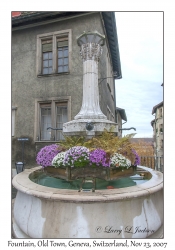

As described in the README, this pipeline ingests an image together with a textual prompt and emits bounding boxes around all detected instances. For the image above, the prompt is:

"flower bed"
[36,132,140,181]
[37,147,136,181]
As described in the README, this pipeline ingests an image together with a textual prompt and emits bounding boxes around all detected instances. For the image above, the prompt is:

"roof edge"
[101,12,122,79]
[152,101,163,114]
[116,107,127,121]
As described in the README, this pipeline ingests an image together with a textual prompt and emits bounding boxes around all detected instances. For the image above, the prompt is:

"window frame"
[159,107,163,118]
[57,36,69,73]
[34,96,71,142]
[55,102,69,141]
[36,29,72,77]
[42,39,53,75]
[40,102,52,141]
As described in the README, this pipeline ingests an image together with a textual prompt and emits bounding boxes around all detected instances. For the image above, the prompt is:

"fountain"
[63,31,118,137]
[12,31,163,239]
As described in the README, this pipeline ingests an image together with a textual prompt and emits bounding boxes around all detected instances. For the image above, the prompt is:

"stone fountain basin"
[12,166,163,239]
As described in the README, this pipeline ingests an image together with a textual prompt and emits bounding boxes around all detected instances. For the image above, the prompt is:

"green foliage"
[84,129,135,163]
[58,129,136,164]
[58,135,86,150]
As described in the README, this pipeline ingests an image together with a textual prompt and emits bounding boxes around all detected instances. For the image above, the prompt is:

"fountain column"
[63,31,118,137]
[74,32,106,120]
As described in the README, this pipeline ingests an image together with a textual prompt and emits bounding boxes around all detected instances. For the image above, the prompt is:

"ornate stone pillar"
[74,32,106,120]
[63,31,118,137]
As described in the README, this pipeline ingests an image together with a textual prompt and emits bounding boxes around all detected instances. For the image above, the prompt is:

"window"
[159,124,163,133]
[56,103,68,140]
[37,29,72,76]
[42,40,53,74]
[40,104,52,140]
[35,97,71,141]
[159,108,163,118]
[57,38,69,73]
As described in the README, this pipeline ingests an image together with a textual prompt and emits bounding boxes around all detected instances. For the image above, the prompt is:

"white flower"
[52,151,66,168]
[110,153,131,168]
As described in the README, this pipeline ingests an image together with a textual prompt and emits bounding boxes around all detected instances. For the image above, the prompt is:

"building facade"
[12,12,122,167]
[151,101,163,170]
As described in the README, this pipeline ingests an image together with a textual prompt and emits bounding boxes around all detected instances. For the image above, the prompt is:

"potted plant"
[36,130,137,181]
[53,146,111,180]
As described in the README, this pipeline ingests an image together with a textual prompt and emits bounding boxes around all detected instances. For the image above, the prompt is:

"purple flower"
[36,144,61,167]
[64,146,90,168]
[89,149,110,167]
[132,149,141,166]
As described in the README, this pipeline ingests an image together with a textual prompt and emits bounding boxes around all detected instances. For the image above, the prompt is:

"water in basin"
[29,170,149,190]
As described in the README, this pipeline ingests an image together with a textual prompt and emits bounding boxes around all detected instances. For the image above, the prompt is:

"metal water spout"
[119,127,136,131]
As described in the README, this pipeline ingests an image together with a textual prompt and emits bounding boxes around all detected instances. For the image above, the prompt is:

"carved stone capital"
[80,43,103,62]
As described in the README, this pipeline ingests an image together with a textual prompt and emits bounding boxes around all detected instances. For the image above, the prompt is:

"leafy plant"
[59,135,86,150]
[35,129,137,168]
[84,129,136,164]
[57,129,136,164]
